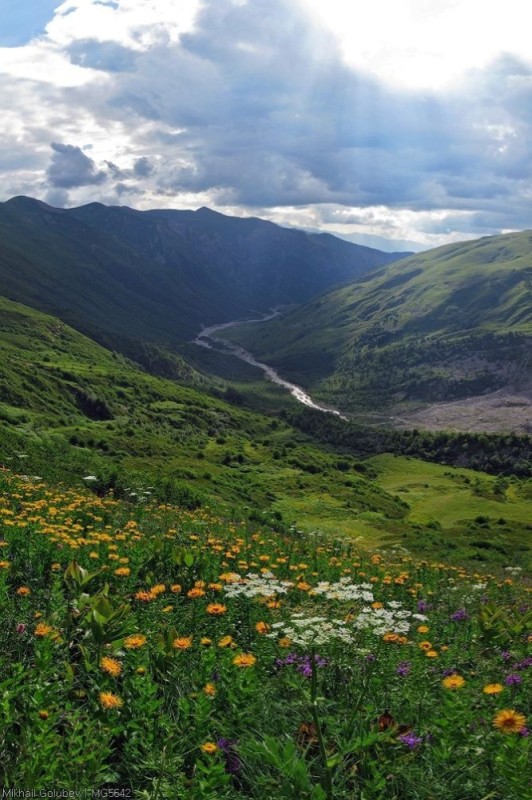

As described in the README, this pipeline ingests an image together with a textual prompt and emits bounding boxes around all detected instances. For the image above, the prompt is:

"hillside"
[224,230,532,430]
[0,292,530,565]
[0,197,406,370]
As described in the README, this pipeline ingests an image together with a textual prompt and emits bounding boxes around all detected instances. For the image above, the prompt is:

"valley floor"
[392,384,532,435]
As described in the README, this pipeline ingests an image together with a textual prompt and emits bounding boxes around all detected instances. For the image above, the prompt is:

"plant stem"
[310,648,333,800]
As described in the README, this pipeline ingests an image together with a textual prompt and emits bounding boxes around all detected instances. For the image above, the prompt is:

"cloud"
[0,0,531,246]
[47,143,107,188]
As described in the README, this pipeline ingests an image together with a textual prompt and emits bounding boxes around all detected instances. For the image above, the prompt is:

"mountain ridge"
[0,196,408,371]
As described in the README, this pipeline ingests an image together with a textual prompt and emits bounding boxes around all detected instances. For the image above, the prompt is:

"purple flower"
[399,731,423,749]
[396,661,411,677]
[501,651,512,661]
[443,668,459,677]
[216,738,241,774]
[365,653,376,662]
[505,673,522,686]
[519,727,529,738]
[417,600,431,613]
[275,653,327,678]
[514,657,532,671]
[450,608,469,622]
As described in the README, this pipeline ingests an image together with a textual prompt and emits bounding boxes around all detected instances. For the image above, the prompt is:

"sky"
[0,0,531,251]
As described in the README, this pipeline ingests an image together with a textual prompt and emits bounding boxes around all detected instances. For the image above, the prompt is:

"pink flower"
[16,623,27,634]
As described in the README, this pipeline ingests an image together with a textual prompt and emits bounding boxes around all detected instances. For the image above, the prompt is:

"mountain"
[0,197,406,366]
[223,229,532,428]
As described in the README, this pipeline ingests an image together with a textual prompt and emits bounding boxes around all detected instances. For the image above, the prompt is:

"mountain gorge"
[0,197,405,368]
[225,230,532,431]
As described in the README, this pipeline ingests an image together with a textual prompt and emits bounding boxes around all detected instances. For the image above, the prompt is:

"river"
[193,312,348,420]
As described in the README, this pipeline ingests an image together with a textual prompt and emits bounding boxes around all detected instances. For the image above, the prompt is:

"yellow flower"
[170,584,182,593]
[417,625,430,633]
[0,560,11,569]
[278,637,292,648]
[34,623,53,637]
[38,710,49,720]
[218,635,234,648]
[200,742,218,754]
[206,603,227,615]
[100,657,122,677]
[114,567,130,577]
[201,637,213,646]
[483,683,504,695]
[493,709,527,734]
[203,683,217,696]
[124,634,147,649]
[173,636,193,650]
[418,641,433,651]
[371,602,383,609]
[442,675,466,690]
[99,691,123,710]
[426,650,439,658]
[233,653,257,668]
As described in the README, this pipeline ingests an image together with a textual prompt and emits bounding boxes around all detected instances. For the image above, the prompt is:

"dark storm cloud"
[47,143,107,188]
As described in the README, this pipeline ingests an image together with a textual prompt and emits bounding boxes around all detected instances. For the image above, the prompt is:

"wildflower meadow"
[0,468,530,798]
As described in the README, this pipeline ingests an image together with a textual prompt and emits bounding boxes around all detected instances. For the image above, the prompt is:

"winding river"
[193,312,348,420]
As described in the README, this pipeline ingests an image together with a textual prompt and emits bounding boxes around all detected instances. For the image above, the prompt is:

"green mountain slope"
[0,293,405,529]
[226,230,532,414]
[0,293,530,566]
[0,197,406,366]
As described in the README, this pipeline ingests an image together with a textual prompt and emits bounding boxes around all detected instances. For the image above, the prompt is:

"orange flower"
[173,636,193,650]
[34,623,53,637]
[16,586,31,596]
[425,650,439,658]
[114,567,130,577]
[124,634,147,649]
[200,742,218,754]
[233,653,257,668]
[134,591,153,602]
[218,635,234,648]
[442,675,466,690]
[206,603,227,615]
[203,683,217,696]
[483,683,504,695]
[255,621,270,635]
[99,691,123,710]
[278,637,292,648]
[493,709,527,734]
[187,588,205,599]
[170,584,182,593]
[100,657,122,677]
